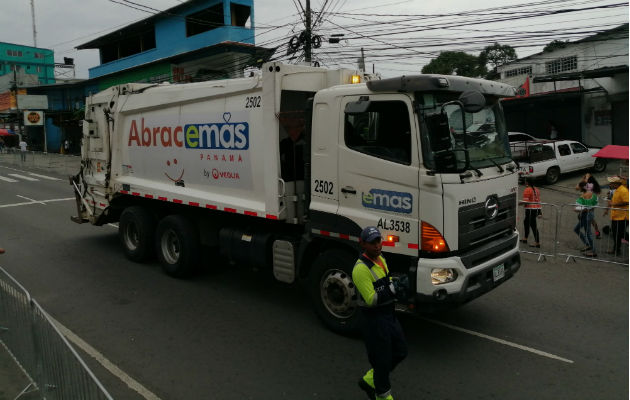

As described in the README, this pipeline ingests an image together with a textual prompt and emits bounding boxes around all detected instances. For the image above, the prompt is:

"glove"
[392,275,410,301]
[373,277,396,305]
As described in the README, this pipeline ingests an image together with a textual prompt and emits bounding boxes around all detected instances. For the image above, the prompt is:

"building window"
[6,49,23,57]
[545,55,578,74]
[505,66,532,78]
[33,52,45,59]
[99,27,156,64]
[186,4,224,37]
[230,3,251,27]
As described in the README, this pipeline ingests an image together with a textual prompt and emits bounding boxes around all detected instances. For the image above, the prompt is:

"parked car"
[515,140,606,184]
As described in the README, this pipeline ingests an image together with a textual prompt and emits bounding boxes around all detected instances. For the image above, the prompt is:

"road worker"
[353,226,407,400]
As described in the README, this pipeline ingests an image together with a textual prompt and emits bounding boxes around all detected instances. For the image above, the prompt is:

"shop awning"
[592,145,629,160]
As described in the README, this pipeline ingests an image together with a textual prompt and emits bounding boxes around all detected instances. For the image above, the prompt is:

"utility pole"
[30,0,37,47]
[304,0,312,63]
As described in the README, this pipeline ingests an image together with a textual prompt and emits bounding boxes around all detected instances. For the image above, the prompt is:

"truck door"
[556,143,575,171]
[337,95,420,256]
[568,142,592,171]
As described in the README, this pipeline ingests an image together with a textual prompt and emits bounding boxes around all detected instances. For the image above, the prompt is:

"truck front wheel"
[155,215,200,278]
[545,167,560,185]
[119,206,155,262]
[309,249,360,335]
[592,158,607,173]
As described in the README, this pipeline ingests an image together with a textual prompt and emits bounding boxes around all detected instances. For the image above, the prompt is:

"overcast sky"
[0,0,627,79]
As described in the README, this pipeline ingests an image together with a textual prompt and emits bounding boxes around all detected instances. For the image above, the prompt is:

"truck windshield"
[417,92,511,171]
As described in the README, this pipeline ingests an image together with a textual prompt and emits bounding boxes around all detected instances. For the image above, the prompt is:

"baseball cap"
[360,226,382,243]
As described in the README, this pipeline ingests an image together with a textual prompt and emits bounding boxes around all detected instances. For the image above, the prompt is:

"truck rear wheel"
[119,206,155,262]
[155,215,199,278]
[309,249,361,335]
[545,167,560,185]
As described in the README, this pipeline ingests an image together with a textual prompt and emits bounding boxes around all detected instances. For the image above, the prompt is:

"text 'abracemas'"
[127,118,249,150]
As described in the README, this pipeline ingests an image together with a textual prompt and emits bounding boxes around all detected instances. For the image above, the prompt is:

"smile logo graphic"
[164,158,185,187]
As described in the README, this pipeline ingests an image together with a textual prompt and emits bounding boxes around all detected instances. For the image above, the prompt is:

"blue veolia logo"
[361,189,413,214]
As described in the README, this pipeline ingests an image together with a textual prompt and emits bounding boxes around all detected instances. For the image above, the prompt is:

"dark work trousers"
[523,209,540,243]
[360,305,408,396]
[611,220,628,254]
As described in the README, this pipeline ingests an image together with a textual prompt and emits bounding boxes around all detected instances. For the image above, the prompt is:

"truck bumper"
[414,232,520,307]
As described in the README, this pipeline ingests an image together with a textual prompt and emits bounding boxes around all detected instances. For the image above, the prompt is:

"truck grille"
[458,193,516,266]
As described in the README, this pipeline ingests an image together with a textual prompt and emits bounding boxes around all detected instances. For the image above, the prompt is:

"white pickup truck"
[514,140,606,184]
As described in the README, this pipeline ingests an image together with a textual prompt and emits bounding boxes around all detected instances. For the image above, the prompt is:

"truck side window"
[558,144,571,156]
[344,100,411,165]
[570,143,587,154]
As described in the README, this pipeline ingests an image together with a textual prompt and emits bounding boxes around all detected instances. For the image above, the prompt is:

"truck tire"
[545,167,560,185]
[155,215,200,278]
[119,206,155,262]
[309,248,361,335]
[592,158,607,173]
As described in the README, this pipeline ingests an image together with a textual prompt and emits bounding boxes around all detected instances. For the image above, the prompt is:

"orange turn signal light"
[421,221,450,253]
[386,235,399,243]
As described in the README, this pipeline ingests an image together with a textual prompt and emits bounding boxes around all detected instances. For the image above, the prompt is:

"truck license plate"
[493,264,505,282]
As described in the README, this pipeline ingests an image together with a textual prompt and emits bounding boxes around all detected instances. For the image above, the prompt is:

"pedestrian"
[574,181,598,257]
[576,173,602,238]
[64,139,70,154]
[519,178,541,248]
[0,137,4,153]
[353,226,407,400]
[603,176,628,256]
[19,139,27,162]
[547,120,558,140]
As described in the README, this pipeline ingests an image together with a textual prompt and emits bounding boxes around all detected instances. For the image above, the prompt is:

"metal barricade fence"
[557,204,629,266]
[516,201,560,262]
[0,150,80,177]
[0,266,113,400]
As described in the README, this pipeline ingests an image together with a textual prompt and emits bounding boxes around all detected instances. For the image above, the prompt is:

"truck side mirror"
[459,91,486,113]
[426,112,451,152]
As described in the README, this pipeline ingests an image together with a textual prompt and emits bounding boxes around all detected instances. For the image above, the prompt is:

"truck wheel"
[155,215,199,278]
[545,167,560,185]
[309,249,360,335]
[119,206,155,262]
[592,158,607,173]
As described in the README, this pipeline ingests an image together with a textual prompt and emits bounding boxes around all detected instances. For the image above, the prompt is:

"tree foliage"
[478,42,517,69]
[421,51,487,77]
[543,39,570,53]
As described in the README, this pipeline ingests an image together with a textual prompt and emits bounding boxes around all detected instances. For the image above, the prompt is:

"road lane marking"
[0,197,74,208]
[29,172,62,181]
[47,315,163,400]
[16,195,46,205]
[0,175,18,182]
[7,173,38,181]
[424,317,574,364]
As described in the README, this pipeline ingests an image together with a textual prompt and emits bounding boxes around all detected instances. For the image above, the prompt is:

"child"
[574,181,598,257]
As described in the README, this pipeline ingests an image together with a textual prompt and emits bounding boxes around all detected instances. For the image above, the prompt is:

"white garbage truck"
[71,62,521,333]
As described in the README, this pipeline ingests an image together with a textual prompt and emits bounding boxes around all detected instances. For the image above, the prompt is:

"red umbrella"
[592,145,629,160]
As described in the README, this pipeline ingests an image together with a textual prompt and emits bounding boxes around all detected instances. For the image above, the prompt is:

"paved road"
[0,159,627,400]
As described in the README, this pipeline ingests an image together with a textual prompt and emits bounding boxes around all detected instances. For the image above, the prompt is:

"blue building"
[77,0,272,88]
[24,0,274,153]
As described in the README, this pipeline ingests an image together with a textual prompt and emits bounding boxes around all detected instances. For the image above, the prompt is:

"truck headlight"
[431,268,457,285]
